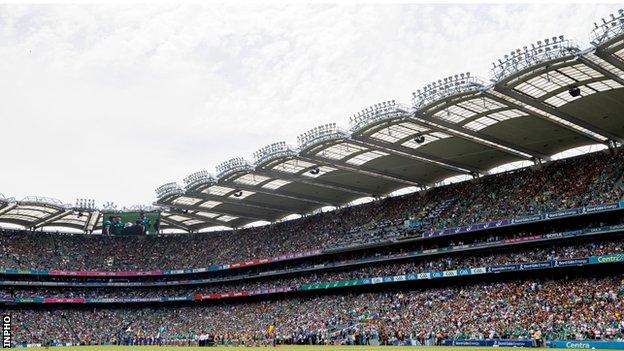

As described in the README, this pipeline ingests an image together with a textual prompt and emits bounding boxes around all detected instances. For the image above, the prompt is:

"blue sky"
[0,3,621,207]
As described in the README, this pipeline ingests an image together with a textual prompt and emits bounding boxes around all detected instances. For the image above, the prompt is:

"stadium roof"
[2,9,624,233]
[0,195,177,232]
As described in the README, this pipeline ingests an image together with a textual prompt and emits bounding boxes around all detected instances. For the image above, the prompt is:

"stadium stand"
[0,238,623,300]
[2,8,624,347]
[6,276,624,346]
[3,148,624,347]
[1,150,623,272]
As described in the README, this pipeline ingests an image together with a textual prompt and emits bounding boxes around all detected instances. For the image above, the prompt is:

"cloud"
[0,3,620,206]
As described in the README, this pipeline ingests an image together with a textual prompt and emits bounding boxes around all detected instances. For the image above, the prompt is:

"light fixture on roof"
[590,9,624,46]
[75,198,95,210]
[253,142,293,165]
[490,35,578,80]
[350,100,404,131]
[412,72,482,109]
[155,183,183,199]
[216,158,252,179]
[297,123,345,149]
[183,170,214,190]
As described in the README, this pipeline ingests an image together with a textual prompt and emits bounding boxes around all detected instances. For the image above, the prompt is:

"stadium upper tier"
[1,149,623,272]
[1,9,624,232]
[150,10,624,230]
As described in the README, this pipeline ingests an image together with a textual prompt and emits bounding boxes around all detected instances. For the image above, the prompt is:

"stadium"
[1,4,624,351]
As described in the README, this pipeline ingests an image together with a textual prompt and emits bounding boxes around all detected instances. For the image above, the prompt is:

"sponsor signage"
[545,208,581,219]
[547,340,624,349]
[457,268,472,276]
[554,258,589,267]
[417,272,431,279]
[520,261,553,270]
[488,264,519,273]
[442,339,534,347]
[512,214,543,224]
[470,267,487,274]
[590,253,624,264]
[42,298,85,304]
[583,203,619,213]
[392,275,407,282]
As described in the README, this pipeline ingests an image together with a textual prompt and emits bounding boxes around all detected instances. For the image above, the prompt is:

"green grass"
[37,346,565,351]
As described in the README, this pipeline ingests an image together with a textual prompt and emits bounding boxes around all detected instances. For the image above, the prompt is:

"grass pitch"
[37,346,566,351]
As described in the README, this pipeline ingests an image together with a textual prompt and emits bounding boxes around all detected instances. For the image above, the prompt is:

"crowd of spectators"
[2,150,624,347]
[2,215,618,289]
[8,275,624,345]
[0,150,622,273]
[2,239,622,300]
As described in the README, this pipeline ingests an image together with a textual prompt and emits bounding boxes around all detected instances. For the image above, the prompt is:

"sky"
[0,3,621,208]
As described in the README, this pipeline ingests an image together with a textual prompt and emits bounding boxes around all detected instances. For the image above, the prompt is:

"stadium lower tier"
[6,273,624,346]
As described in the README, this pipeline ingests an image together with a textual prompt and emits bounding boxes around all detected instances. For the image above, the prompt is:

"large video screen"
[102,211,160,235]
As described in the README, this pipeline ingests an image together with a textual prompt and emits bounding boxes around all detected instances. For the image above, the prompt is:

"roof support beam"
[395,130,514,169]
[577,55,624,86]
[160,215,193,232]
[164,198,271,222]
[538,77,607,101]
[412,112,548,161]
[219,180,334,207]
[347,137,477,175]
[411,92,550,160]
[84,212,100,233]
[216,187,298,213]
[491,87,620,143]
[0,218,36,228]
[0,203,16,216]
[164,208,232,227]
[31,210,71,229]
[298,154,422,188]
[186,191,291,216]
[594,46,624,72]
[255,166,373,197]
[484,91,600,144]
